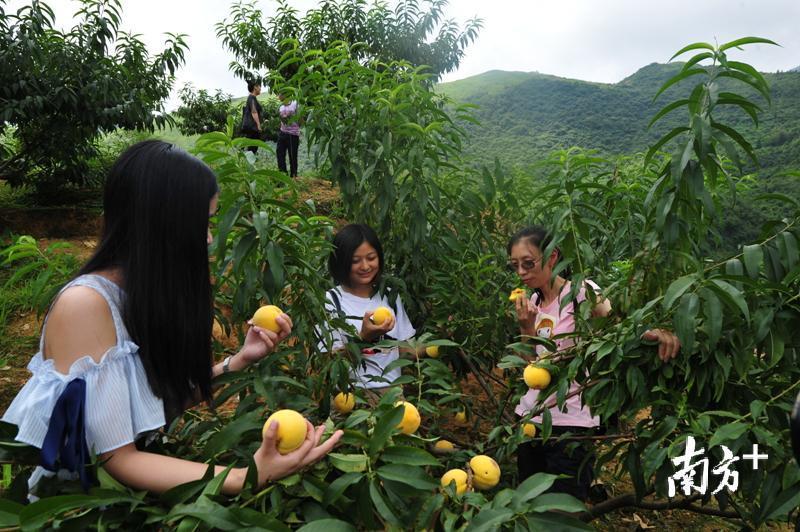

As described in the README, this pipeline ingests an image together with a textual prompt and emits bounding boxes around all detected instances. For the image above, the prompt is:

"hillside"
[437,65,800,248]
[437,64,800,174]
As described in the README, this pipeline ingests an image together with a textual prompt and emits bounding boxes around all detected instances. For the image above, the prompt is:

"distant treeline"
[438,63,800,250]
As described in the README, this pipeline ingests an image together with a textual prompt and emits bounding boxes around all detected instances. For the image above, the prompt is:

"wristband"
[222,355,232,374]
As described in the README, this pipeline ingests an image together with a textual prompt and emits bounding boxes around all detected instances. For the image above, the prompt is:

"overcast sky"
[6,0,799,110]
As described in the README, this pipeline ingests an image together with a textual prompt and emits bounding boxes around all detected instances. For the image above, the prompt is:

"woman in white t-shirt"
[320,224,416,401]
[508,225,680,501]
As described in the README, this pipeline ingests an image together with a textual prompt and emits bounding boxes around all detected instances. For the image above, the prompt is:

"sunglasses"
[507,258,541,272]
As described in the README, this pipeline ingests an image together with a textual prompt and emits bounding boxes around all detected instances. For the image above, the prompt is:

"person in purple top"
[277,94,301,177]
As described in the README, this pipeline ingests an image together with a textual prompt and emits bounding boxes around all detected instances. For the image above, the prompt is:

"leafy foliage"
[438,65,800,251]
[0,0,187,200]
[512,38,800,528]
[216,0,482,82]
[0,235,81,317]
[1,34,800,531]
[174,84,233,136]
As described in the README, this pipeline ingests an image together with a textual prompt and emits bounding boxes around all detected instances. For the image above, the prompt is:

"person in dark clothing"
[242,81,263,154]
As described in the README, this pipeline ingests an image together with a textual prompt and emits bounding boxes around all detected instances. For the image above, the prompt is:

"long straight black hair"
[79,140,219,418]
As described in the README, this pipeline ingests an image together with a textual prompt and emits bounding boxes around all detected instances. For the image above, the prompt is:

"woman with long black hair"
[2,140,341,498]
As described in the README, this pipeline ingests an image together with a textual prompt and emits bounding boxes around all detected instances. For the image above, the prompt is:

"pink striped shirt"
[279,101,300,136]
[515,280,601,428]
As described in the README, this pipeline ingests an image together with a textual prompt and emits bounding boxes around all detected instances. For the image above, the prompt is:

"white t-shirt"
[318,286,416,389]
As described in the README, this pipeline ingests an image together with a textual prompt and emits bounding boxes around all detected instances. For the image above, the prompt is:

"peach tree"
[0,0,187,200]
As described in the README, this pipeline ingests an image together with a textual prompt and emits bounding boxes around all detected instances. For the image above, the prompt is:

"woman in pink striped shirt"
[508,225,679,501]
[277,94,301,177]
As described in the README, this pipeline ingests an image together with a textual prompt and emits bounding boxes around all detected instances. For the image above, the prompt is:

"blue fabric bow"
[40,378,95,491]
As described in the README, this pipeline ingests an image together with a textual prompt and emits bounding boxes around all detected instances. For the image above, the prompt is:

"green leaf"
[682,51,715,71]
[749,400,766,421]
[415,493,444,530]
[297,519,356,532]
[709,421,749,448]
[742,244,763,279]
[227,507,289,529]
[653,68,707,101]
[203,411,260,458]
[782,232,799,270]
[376,464,438,490]
[322,472,363,507]
[718,36,778,52]
[699,288,722,347]
[166,500,242,530]
[526,513,592,531]
[0,498,23,527]
[327,453,369,473]
[528,492,587,513]
[726,258,744,277]
[763,484,800,521]
[668,41,715,61]
[662,275,696,310]
[711,121,757,165]
[369,479,402,527]
[498,354,529,369]
[368,404,405,456]
[645,127,690,167]
[674,293,699,350]
[97,466,128,492]
[648,99,690,128]
[20,492,140,531]
[709,279,750,323]
[381,445,440,466]
[717,70,771,103]
[202,465,232,497]
[511,473,558,508]
[464,508,515,532]
[161,477,210,507]
[382,358,414,374]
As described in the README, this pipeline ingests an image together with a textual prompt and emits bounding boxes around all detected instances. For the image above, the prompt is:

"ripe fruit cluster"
[440,454,501,496]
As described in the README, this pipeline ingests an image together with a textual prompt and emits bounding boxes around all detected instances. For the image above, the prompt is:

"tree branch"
[581,492,741,522]
[458,348,514,424]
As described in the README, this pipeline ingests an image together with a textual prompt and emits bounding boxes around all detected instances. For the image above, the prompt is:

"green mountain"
[437,65,800,249]
[438,64,800,175]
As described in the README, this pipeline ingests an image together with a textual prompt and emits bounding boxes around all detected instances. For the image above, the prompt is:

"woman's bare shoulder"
[43,285,117,373]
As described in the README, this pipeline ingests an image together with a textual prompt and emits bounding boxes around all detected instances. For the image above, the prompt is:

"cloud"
[441,0,799,83]
[6,0,798,109]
